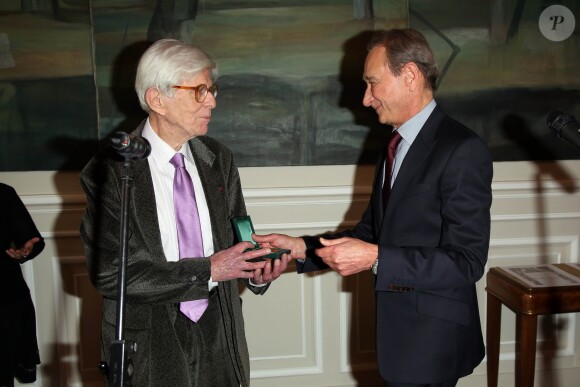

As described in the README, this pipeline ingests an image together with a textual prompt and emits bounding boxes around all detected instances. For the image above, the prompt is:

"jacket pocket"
[416,291,469,326]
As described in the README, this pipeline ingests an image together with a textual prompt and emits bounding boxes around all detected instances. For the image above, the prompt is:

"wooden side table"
[485,264,580,387]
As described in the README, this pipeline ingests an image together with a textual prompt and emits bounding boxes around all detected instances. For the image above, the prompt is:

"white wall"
[4,160,580,386]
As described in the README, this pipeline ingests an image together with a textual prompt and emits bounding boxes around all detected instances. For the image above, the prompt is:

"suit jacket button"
[190,275,197,282]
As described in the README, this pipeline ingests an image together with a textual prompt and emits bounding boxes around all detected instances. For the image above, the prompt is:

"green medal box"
[232,215,290,261]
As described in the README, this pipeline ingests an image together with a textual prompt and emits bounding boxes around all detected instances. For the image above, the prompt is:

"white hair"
[135,39,217,112]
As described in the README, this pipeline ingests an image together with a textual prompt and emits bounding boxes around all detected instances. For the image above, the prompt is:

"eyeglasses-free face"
[171,84,218,103]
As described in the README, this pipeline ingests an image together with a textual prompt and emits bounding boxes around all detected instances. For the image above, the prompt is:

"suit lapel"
[129,123,167,263]
[383,106,446,221]
[130,157,167,258]
[188,138,226,250]
[373,153,388,231]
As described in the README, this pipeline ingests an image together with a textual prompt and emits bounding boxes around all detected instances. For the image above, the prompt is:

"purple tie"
[383,130,402,204]
[170,153,208,322]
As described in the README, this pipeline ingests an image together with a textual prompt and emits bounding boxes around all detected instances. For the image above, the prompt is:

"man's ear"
[145,87,166,115]
[402,62,421,92]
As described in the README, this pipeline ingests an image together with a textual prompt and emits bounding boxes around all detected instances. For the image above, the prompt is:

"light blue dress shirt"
[385,99,437,188]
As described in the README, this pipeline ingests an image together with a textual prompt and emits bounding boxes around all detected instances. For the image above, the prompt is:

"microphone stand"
[99,157,137,386]
[98,132,151,386]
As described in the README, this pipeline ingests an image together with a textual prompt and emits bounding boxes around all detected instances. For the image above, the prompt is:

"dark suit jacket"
[300,106,493,383]
[80,123,267,386]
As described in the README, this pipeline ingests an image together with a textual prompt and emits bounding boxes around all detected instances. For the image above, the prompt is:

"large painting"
[409,0,580,161]
[92,0,408,167]
[0,0,578,171]
[0,0,96,171]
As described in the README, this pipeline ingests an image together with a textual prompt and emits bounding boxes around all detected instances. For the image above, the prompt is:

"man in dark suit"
[254,28,493,387]
[80,39,288,387]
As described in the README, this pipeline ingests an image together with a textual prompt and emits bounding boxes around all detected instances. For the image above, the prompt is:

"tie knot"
[388,130,402,152]
[170,153,186,169]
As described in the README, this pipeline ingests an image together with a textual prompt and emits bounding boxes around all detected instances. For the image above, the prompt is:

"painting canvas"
[92,0,408,167]
[409,0,580,161]
[0,0,579,171]
[0,0,96,171]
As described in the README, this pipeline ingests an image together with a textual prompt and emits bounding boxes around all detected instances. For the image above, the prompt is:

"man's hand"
[250,254,290,285]
[5,237,41,260]
[252,233,307,260]
[211,242,269,282]
[316,237,378,276]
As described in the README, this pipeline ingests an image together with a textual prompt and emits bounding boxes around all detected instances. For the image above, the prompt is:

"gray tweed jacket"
[80,122,267,386]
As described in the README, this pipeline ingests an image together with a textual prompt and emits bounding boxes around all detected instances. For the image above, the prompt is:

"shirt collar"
[142,119,194,165]
[395,99,437,145]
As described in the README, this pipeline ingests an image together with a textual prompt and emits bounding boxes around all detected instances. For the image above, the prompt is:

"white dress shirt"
[142,120,217,288]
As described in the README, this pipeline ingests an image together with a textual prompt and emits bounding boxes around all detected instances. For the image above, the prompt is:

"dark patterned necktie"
[170,153,208,322]
[383,130,402,204]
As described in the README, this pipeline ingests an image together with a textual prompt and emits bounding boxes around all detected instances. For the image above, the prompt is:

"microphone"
[547,111,580,151]
[110,131,151,160]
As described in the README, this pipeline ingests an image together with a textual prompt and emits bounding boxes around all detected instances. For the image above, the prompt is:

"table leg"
[486,293,502,387]
[515,313,537,387]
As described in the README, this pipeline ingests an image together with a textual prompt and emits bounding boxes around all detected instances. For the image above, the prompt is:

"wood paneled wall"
[4,161,580,386]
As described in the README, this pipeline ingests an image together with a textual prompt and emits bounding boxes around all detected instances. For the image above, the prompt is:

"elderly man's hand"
[210,242,269,282]
[250,254,290,285]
